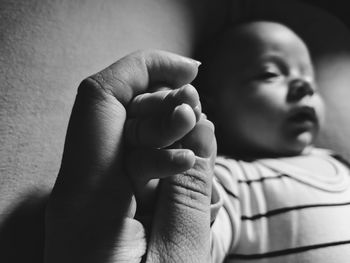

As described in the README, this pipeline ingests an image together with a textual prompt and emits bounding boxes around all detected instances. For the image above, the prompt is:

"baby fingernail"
[172,103,192,119]
[194,104,202,121]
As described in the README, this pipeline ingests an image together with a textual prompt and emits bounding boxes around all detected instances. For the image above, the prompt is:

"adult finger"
[86,49,201,106]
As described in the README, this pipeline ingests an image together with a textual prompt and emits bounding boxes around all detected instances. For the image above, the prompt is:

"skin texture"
[203,22,325,158]
[45,50,216,263]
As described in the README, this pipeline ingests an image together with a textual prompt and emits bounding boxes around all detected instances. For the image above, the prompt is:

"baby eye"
[258,71,279,79]
[256,69,282,82]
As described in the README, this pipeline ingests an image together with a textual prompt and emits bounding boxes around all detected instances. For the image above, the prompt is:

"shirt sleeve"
[210,157,242,262]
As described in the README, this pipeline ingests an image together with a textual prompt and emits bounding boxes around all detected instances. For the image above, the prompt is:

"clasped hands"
[45,50,216,263]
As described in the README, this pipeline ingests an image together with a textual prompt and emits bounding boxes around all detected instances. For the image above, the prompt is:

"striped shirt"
[210,148,350,262]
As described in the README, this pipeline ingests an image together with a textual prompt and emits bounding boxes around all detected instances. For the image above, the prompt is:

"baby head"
[196,21,325,158]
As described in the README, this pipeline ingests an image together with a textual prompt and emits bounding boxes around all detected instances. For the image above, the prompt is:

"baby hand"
[124,84,203,213]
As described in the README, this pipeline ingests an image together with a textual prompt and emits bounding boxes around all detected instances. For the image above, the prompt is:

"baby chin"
[287,131,315,155]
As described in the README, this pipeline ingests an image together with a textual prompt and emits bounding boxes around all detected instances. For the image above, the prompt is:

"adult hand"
[45,50,215,263]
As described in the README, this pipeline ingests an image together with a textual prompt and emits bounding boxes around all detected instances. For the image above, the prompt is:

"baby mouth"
[288,107,318,126]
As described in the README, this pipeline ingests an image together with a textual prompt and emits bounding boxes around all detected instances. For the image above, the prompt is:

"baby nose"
[287,79,315,102]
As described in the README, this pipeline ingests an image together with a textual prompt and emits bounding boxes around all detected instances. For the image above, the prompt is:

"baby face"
[213,22,325,157]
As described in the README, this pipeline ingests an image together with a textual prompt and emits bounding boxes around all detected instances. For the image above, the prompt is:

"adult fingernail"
[185,58,201,67]
[190,59,202,67]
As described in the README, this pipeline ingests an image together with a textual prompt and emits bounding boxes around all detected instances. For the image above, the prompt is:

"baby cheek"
[247,96,284,121]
